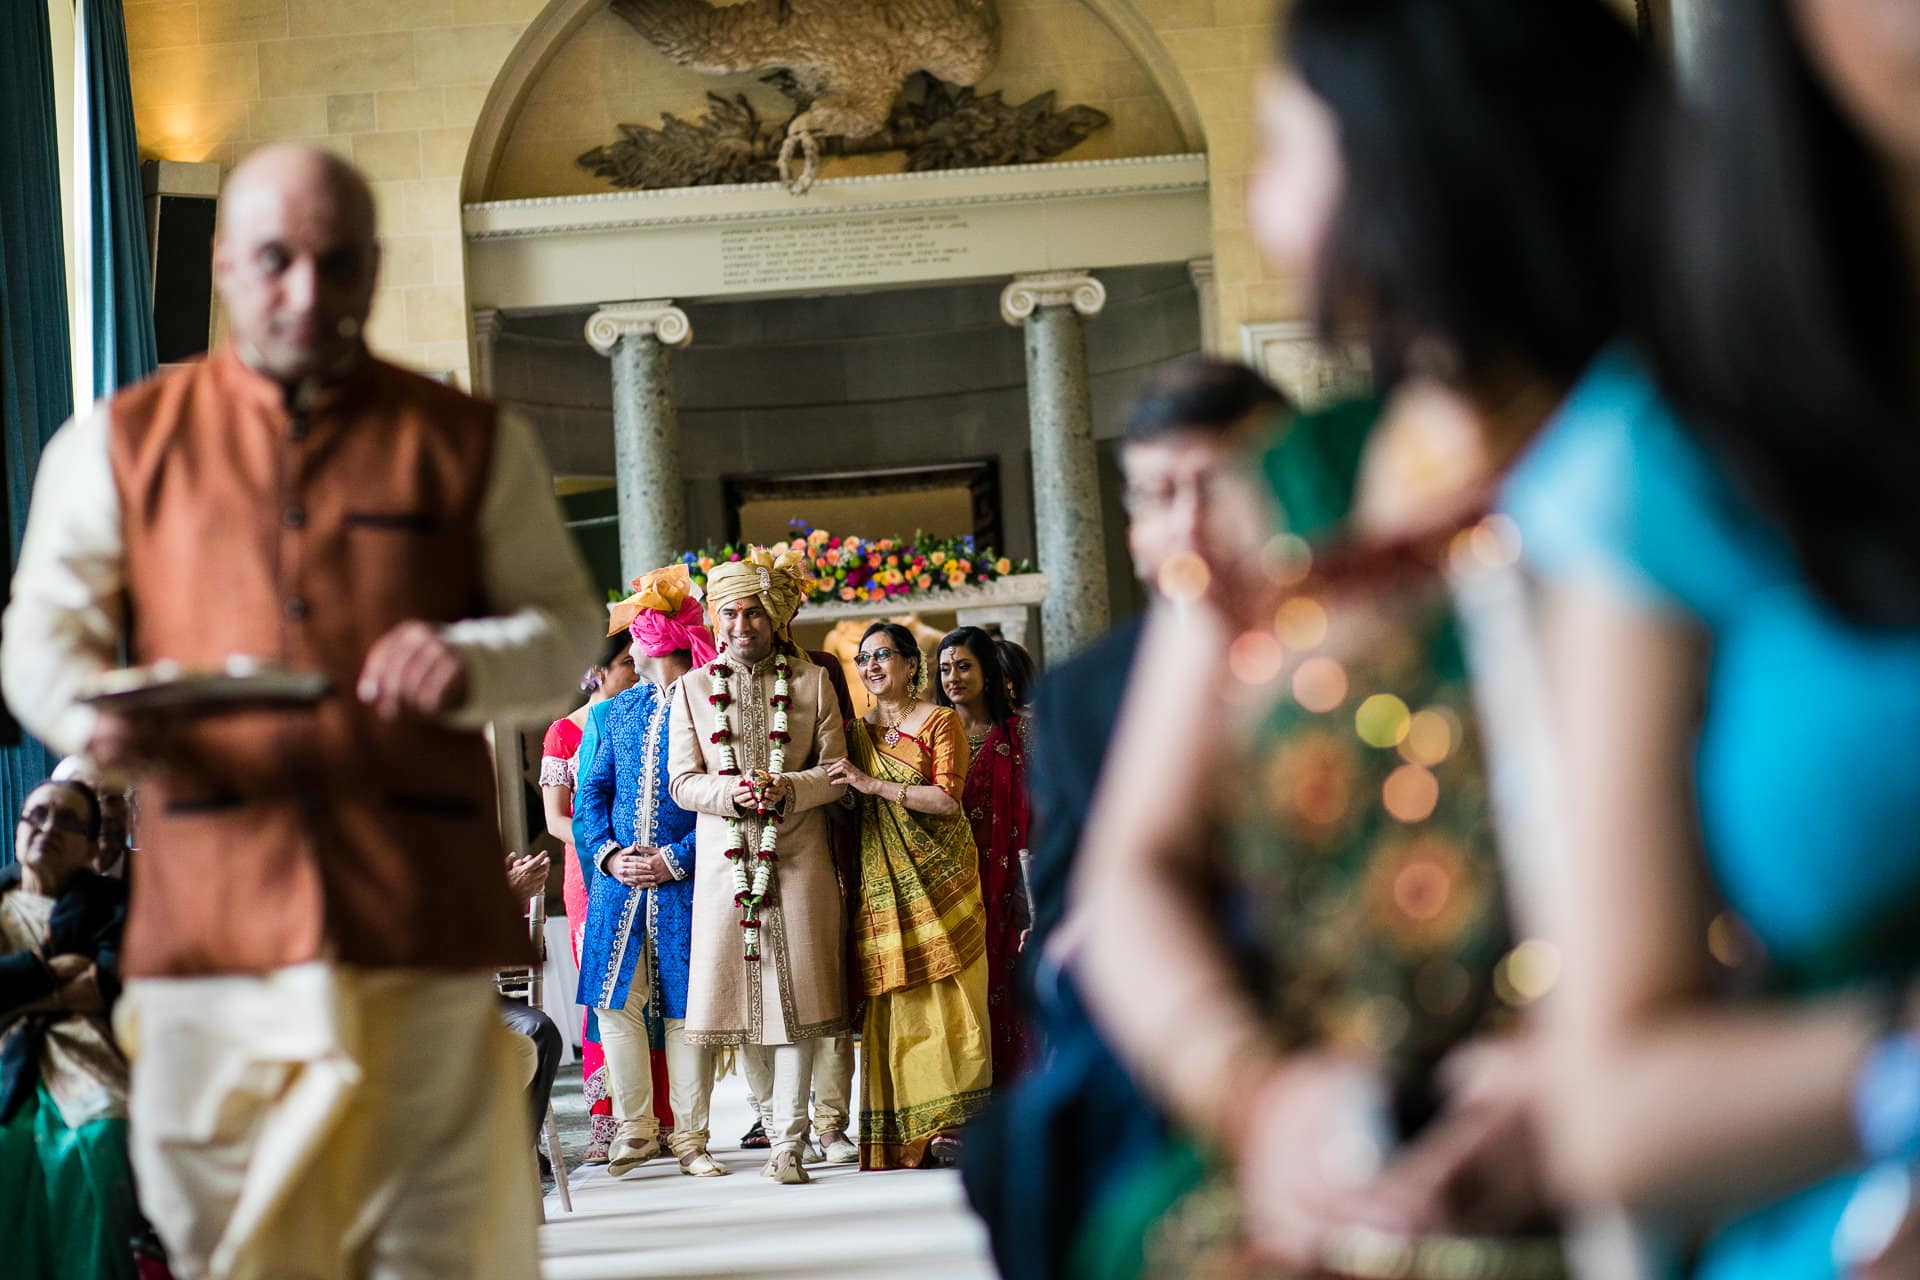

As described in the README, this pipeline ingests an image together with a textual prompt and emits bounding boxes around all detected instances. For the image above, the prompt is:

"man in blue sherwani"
[573,566,728,1178]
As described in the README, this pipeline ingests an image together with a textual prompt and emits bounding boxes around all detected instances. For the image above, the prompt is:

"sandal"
[740,1117,771,1149]
[925,1133,964,1168]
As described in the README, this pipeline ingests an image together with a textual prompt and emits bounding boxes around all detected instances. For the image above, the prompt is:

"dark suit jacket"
[961,614,1163,1280]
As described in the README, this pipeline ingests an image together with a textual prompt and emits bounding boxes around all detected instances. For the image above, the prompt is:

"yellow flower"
[994,557,1012,575]
[930,551,947,567]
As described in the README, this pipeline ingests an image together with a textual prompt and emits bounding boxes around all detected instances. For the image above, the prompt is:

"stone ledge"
[796,572,1048,626]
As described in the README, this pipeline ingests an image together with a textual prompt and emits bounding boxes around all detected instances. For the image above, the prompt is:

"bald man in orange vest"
[3,144,601,1280]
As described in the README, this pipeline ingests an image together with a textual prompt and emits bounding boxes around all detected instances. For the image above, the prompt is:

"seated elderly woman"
[0,778,136,1280]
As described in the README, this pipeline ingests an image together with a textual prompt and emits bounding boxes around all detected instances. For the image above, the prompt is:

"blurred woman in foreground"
[1506,4,1920,1275]
[1069,0,1649,1274]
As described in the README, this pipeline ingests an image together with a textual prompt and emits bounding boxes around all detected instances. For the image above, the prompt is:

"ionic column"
[470,308,504,397]
[1001,271,1111,660]
[585,301,694,584]
[1188,257,1219,354]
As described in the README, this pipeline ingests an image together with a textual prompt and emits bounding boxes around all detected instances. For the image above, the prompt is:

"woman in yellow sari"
[827,621,994,1169]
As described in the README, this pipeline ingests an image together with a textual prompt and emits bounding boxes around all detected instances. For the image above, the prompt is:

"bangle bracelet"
[1856,1030,1920,1166]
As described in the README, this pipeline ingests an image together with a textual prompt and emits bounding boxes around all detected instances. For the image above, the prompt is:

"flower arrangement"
[678,524,1036,607]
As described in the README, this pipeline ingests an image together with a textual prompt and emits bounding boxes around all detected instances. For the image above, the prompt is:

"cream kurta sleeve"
[1,405,124,757]
[438,408,604,728]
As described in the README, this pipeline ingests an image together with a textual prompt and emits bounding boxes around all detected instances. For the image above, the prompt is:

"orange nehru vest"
[106,345,531,977]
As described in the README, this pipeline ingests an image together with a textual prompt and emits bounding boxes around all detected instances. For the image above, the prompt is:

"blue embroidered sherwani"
[571,678,698,1017]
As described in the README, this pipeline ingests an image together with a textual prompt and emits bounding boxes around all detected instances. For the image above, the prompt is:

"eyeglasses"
[19,803,88,838]
[854,648,903,667]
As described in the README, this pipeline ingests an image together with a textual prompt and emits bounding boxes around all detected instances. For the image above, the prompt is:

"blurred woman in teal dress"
[1507,4,1920,1276]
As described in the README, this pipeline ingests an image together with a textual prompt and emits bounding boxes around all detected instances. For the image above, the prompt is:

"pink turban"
[607,564,719,668]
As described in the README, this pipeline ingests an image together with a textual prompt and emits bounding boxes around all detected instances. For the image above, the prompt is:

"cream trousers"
[742,1035,852,1139]
[595,944,720,1156]
[116,964,538,1280]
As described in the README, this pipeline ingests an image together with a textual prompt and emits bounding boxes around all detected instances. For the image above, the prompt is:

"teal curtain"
[84,0,157,396]
[0,1,78,863]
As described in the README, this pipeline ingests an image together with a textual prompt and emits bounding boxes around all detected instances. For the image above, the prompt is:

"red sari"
[540,717,616,1155]
[961,716,1032,1082]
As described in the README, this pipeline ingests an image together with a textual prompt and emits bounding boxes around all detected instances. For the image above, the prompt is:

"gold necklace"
[880,696,920,747]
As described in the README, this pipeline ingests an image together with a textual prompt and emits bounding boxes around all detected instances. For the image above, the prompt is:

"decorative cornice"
[585,301,693,354]
[1187,257,1215,288]
[471,153,1204,212]
[1001,272,1107,326]
[463,153,1209,243]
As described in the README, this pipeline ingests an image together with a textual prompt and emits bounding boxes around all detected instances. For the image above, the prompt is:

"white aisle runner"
[539,1061,996,1279]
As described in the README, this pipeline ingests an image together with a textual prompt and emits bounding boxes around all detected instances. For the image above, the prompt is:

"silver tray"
[77,658,331,713]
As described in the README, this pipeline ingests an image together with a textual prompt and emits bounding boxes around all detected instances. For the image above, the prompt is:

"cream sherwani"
[669,650,849,1047]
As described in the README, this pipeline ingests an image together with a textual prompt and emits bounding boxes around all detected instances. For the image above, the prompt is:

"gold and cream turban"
[705,545,809,640]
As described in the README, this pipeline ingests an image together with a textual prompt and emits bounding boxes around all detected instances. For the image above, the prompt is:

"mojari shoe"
[762,1150,811,1184]
[800,1138,826,1165]
[678,1149,730,1177]
[582,1144,610,1166]
[607,1134,662,1177]
[817,1131,859,1165]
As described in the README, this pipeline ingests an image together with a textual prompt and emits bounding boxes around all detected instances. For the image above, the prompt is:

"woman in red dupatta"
[936,627,1032,1083]
[539,633,641,1162]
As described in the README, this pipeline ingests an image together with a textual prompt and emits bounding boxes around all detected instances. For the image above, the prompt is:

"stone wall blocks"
[196,0,290,46]
[413,24,526,87]
[258,33,414,97]
[353,130,424,179]
[381,234,437,287]
[126,2,200,53]
[377,87,447,131]
[405,284,468,345]
[328,93,378,134]
[419,127,471,177]
[287,0,453,38]
[131,43,260,107]
[246,94,327,141]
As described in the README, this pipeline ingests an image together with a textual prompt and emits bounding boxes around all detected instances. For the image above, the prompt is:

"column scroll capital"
[585,300,693,354]
[471,308,505,343]
[1000,271,1107,327]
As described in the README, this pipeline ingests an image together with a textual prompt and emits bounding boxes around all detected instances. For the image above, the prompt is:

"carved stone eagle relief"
[581,0,1110,191]
[611,0,1001,144]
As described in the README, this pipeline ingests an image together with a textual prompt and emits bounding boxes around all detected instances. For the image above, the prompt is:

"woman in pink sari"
[540,633,638,1162]
[936,627,1031,1083]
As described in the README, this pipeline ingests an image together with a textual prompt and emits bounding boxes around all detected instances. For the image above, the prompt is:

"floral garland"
[709,647,792,962]
[678,525,1036,609]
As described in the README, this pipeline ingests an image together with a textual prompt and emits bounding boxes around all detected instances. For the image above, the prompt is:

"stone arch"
[460,0,1209,204]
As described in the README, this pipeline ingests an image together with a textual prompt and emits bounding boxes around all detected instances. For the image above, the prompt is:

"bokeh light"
[1398,708,1455,766]
[1292,656,1348,713]
[1259,533,1313,587]
[1228,630,1287,686]
[1157,552,1210,602]
[1355,694,1412,749]
[1382,764,1439,823]
[1275,597,1329,650]
[1494,938,1562,1006]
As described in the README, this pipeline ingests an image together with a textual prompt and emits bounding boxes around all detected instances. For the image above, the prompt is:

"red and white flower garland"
[709,648,792,961]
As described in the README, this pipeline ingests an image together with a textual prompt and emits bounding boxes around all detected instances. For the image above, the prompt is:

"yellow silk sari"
[848,714,994,1168]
